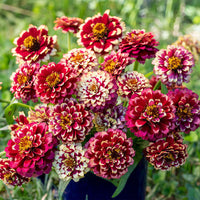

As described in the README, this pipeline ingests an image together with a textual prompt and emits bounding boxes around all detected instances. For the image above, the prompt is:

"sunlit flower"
[49,99,94,143]
[0,158,29,186]
[85,129,135,179]
[117,71,150,99]
[119,29,159,64]
[10,62,40,103]
[100,50,131,76]
[77,10,125,55]
[153,45,195,87]
[5,123,57,177]
[11,25,57,64]
[125,88,175,141]
[76,70,118,112]
[93,103,127,132]
[35,62,78,104]
[53,143,89,182]
[28,104,52,125]
[61,48,98,76]
[144,137,188,170]
[168,88,200,134]
[54,16,83,34]
[173,34,200,62]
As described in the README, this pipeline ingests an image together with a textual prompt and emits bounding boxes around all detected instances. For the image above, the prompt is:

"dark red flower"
[5,123,57,177]
[85,129,135,179]
[77,10,125,55]
[119,29,159,64]
[168,88,200,133]
[125,88,175,141]
[11,25,57,64]
[54,16,83,34]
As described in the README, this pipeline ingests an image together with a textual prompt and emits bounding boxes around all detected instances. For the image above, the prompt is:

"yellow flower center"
[107,148,121,160]
[60,115,73,129]
[46,72,60,88]
[89,83,98,93]
[146,104,159,118]
[127,78,138,87]
[164,153,175,162]
[62,156,75,169]
[168,56,182,70]
[19,136,32,152]
[70,53,84,63]
[176,106,192,120]
[4,173,13,184]
[17,74,28,85]
[23,36,40,51]
[92,23,107,39]
[104,60,116,73]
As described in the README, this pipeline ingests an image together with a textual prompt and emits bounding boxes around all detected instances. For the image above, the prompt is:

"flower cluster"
[0,10,199,196]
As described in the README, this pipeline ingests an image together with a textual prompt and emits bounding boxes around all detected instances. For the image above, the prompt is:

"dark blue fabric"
[63,156,147,200]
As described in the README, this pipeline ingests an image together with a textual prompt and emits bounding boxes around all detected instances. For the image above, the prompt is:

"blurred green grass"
[0,0,200,199]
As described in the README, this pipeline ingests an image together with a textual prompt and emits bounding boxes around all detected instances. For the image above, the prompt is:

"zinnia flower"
[100,50,131,76]
[76,70,118,112]
[11,25,57,64]
[61,48,98,76]
[125,88,175,141]
[85,129,135,179]
[0,158,29,186]
[53,143,89,182]
[144,137,188,170]
[28,104,52,125]
[93,103,127,132]
[168,88,200,133]
[119,29,159,64]
[153,45,195,87]
[117,71,150,99]
[173,34,200,62]
[77,10,125,55]
[49,99,94,143]
[35,62,78,104]
[10,62,40,103]
[5,122,57,177]
[54,16,83,34]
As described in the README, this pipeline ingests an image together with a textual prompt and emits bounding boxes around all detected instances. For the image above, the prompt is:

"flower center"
[60,115,73,129]
[127,78,138,87]
[176,106,192,120]
[46,72,60,88]
[4,173,13,184]
[62,156,75,169]
[92,23,107,39]
[104,60,116,73]
[17,74,28,85]
[168,56,182,70]
[70,53,84,63]
[23,36,40,51]
[107,148,121,160]
[89,83,98,93]
[19,136,32,152]
[145,104,159,118]
[164,153,175,162]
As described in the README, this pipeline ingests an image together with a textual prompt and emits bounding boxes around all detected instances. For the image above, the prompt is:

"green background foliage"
[0,0,200,199]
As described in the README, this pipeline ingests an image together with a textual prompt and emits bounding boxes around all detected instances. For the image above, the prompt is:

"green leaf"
[184,132,198,142]
[4,103,17,124]
[161,83,168,94]
[112,158,141,198]
[153,80,161,91]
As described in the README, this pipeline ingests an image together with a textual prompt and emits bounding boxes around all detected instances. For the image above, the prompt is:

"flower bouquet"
[0,10,200,199]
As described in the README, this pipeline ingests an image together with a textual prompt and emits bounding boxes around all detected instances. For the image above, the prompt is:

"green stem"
[145,71,154,78]
[133,61,139,71]
[0,99,11,104]
[0,151,6,157]
[153,80,161,91]
[15,102,34,110]
[5,185,13,200]
[67,32,71,51]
